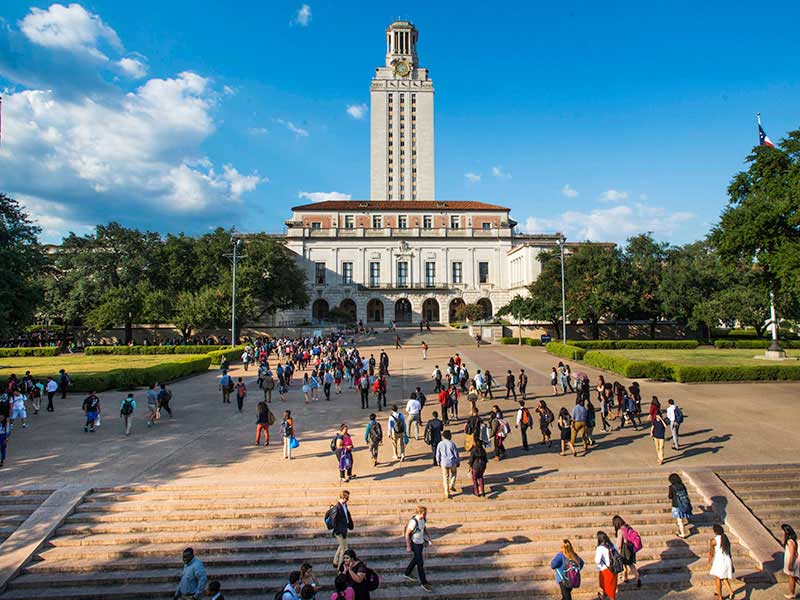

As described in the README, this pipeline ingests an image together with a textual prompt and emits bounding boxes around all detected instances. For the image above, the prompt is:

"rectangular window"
[450,215,460,229]
[342,262,353,284]
[423,215,432,229]
[479,261,490,284]
[372,215,382,229]
[452,262,463,284]
[397,261,408,287]
[398,215,408,229]
[482,222,491,230]
[369,262,380,287]
[344,215,354,229]
[311,222,321,230]
[315,262,326,285]
[425,262,436,287]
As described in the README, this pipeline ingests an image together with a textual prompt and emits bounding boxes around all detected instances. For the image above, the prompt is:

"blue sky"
[1,1,799,244]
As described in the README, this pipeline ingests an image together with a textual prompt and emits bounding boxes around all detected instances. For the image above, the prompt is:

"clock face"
[394,61,411,77]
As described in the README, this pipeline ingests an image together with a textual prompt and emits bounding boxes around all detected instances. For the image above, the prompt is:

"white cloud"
[599,189,629,202]
[294,4,312,26]
[20,3,122,60]
[117,57,148,78]
[464,172,481,183]
[223,165,266,198]
[561,184,579,198]
[248,127,269,136]
[15,193,93,244]
[346,103,368,119]
[223,85,235,95]
[277,119,309,137]
[523,203,693,243]
[298,191,351,203]
[492,165,511,179]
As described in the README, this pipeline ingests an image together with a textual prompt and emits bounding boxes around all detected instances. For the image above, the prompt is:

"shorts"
[12,408,26,420]
[671,506,691,519]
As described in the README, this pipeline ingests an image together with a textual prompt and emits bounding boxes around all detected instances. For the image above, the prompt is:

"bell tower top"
[385,20,418,68]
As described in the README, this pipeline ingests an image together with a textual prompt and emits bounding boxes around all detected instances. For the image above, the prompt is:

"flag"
[758,113,775,148]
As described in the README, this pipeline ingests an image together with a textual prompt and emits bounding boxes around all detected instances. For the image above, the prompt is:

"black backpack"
[369,422,383,443]
[120,399,134,416]
[392,415,405,435]
[330,434,341,453]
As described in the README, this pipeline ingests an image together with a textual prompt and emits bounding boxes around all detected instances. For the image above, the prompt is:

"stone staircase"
[0,470,770,599]
[716,464,800,544]
[369,326,475,348]
[0,490,52,545]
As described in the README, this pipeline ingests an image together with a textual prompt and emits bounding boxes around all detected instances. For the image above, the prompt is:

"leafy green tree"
[497,295,535,344]
[0,193,46,338]
[621,233,668,335]
[455,303,486,323]
[173,287,229,340]
[525,249,567,338]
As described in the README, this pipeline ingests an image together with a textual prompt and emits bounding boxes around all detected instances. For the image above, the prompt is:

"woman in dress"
[536,399,553,447]
[551,367,560,395]
[557,407,574,456]
[708,523,735,599]
[302,374,311,404]
[668,473,692,538]
[782,524,800,599]
[336,423,355,482]
[595,530,618,599]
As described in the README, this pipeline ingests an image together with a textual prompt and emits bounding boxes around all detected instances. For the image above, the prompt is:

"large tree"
[621,233,668,335]
[0,193,46,338]
[521,249,566,337]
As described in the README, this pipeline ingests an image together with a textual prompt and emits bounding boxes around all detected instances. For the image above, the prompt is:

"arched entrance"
[477,298,493,320]
[449,298,465,322]
[394,298,412,323]
[339,299,357,322]
[366,299,384,323]
[311,299,329,322]
[422,298,440,322]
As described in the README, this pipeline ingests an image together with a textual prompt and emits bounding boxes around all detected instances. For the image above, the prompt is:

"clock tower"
[370,20,434,201]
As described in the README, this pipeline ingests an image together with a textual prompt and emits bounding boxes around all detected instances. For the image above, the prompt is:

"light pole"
[557,235,567,342]
[224,236,247,348]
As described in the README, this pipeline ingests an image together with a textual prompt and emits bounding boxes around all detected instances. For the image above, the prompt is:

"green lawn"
[602,348,800,367]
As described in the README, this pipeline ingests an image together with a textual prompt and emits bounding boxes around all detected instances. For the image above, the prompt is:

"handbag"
[267,409,276,426]
[403,434,409,445]
[289,436,300,449]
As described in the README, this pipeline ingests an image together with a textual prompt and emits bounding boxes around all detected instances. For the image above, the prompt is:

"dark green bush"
[0,347,60,357]
[672,364,800,383]
[572,340,699,350]
[545,342,586,360]
[85,345,226,356]
[69,356,212,392]
[206,346,246,366]
[713,339,800,350]
[499,337,542,346]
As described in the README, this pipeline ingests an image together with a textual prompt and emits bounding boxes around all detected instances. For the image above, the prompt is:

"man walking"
[505,370,516,400]
[173,547,207,600]
[432,365,442,393]
[666,398,683,450]
[45,376,58,412]
[424,411,443,466]
[357,372,370,409]
[365,414,383,466]
[406,394,422,440]
[388,406,406,461]
[57,369,70,400]
[120,393,136,436]
[219,370,233,404]
[403,505,433,592]
[158,383,173,418]
[82,391,101,433]
[518,368,528,400]
[515,400,532,451]
[570,398,590,457]
[330,490,353,570]
[435,430,460,499]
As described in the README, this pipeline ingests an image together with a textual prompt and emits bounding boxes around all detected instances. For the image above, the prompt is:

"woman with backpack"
[595,531,619,599]
[708,523,735,600]
[338,549,372,600]
[468,440,488,497]
[782,524,800,599]
[282,410,295,460]
[490,406,508,461]
[557,408,575,456]
[668,473,693,538]
[612,516,642,587]
[536,400,553,447]
[550,539,584,600]
[335,424,355,483]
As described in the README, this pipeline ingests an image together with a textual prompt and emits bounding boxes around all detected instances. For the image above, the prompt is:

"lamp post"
[557,235,567,343]
[224,236,247,348]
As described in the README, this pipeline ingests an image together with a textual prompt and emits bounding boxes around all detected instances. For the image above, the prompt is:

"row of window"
[388,93,417,200]
[314,261,491,286]
[311,216,494,230]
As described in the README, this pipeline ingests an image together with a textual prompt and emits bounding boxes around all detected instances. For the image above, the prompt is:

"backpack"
[497,418,510,437]
[606,544,624,574]
[324,504,338,530]
[372,379,381,393]
[623,525,643,552]
[363,566,381,591]
[368,422,383,443]
[673,405,684,424]
[521,408,531,426]
[264,376,275,391]
[392,414,405,435]
[675,487,692,514]
[121,399,134,416]
[330,434,341,453]
[564,558,582,589]
[544,408,555,424]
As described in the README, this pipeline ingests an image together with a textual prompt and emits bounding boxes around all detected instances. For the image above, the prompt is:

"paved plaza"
[1,330,798,599]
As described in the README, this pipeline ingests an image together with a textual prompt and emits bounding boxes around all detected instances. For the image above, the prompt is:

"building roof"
[291,200,510,212]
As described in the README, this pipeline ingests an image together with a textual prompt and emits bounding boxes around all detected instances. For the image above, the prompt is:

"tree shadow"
[639,536,700,598]
[484,467,558,499]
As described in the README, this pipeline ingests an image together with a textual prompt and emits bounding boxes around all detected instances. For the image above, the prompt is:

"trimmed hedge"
[0,347,60,357]
[572,340,699,350]
[498,337,542,346]
[583,351,674,380]
[714,339,800,350]
[84,345,227,356]
[672,364,800,383]
[69,355,212,392]
[545,342,586,360]
[207,346,247,366]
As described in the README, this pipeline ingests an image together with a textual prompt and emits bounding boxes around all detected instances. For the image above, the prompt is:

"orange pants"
[256,424,269,445]
[599,568,617,599]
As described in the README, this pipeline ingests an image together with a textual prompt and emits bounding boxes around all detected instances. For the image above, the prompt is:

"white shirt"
[474,374,484,388]
[46,380,58,393]
[12,394,26,411]
[595,544,612,571]
[666,405,677,423]
[406,399,421,416]
[407,516,426,544]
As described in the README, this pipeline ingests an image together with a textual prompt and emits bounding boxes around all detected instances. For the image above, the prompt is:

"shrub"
[0,347,60,357]
[69,356,212,392]
[713,339,800,349]
[572,340,699,350]
[672,364,800,383]
[85,345,227,356]
[713,340,737,349]
[524,338,542,346]
[499,337,543,346]
[206,346,246,366]
[545,342,586,360]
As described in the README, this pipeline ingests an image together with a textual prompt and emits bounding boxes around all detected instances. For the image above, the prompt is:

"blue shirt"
[550,552,584,583]
[176,557,207,597]
[435,439,460,467]
[571,404,587,422]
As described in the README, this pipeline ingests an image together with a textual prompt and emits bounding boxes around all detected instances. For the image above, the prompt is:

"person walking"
[263,370,275,403]
[82,391,101,433]
[612,516,642,587]
[219,371,233,404]
[570,399,590,457]
[145,383,159,427]
[536,400,554,447]
[376,375,387,409]
[120,393,135,436]
[0,414,10,468]
[551,367,559,395]
[158,383,173,418]
[45,376,58,412]
[324,369,334,401]
[330,490,354,570]
[335,424,355,483]
[282,410,294,459]
[505,370,516,400]
[650,408,668,465]
[10,390,27,429]
[57,369,70,400]
[668,473,693,538]
[173,547,207,600]
[782,524,800,599]
[585,399,597,447]
[388,406,406,461]
[708,523,735,600]
[468,440,488,497]
[666,399,683,450]
[234,377,247,412]
[595,531,619,600]
[256,401,271,446]
[421,341,428,360]
[484,370,494,399]
[403,505,433,592]
[432,365,442,393]
[364,414,383,467]
[424,411,444,466]
[515,400,532,451]
[302,374,311,404]
[558,408,575,456]
[490,406,509,461]
[395,334,402,349]
[550,539,584,600]
[435,430,460,499]
[518,369,528,400]
[357,372,370,410]
[406,394,422,441]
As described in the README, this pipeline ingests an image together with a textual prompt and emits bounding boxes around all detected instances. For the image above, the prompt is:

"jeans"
[47,392,55,411]
[559,579,574,600]
[324,383,331,401]
[0,433,7,462]
[670,422,680,448]
[360,389,369,409]
[441,466,457,497]
[519,424,529,450]
[405,541,428,584]
[506,386,516,400]
[368,442,379,461]
[236,395,244,412]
